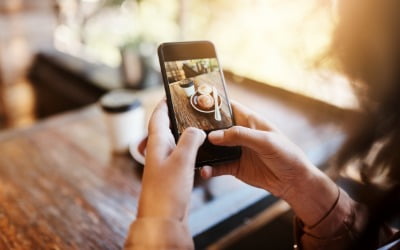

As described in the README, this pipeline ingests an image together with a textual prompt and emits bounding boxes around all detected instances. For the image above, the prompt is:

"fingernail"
[194,128,206,139]
[186,127,206,140]
[199,129,207,139]
[208,130,224,143]
[200,166,212,179]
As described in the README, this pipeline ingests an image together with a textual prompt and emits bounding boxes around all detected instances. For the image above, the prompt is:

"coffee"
[100,90,145,153]
[179,79,195,97]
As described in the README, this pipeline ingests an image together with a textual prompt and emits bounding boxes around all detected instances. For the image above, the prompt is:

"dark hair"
[330,0,400,187]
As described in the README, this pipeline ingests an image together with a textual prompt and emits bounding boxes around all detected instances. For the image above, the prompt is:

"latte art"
[197,94,214,110]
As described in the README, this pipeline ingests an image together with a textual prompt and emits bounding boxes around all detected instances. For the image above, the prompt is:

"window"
[55,0,358,109]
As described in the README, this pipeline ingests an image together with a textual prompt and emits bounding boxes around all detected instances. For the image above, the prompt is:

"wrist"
[137,189,187,221]
[283,166,339,227]
[137,202,182,221]
[281,163,319,202]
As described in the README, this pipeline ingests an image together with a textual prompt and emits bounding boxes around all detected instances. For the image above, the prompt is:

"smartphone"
[158,41,241,167]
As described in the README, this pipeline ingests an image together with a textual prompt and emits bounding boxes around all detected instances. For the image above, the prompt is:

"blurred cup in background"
[100,89,145,154]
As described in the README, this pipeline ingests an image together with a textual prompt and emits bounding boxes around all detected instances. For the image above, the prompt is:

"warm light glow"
[55,0,358,109]
[183,0,358,109]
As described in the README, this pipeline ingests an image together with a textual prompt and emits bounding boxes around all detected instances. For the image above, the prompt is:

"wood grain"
[0,76,353,249]
[0,106,138,249]
[0,86,252,250]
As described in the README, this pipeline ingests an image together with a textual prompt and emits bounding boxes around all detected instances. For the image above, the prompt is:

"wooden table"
[169,71,232,134]
[0,78,354,249]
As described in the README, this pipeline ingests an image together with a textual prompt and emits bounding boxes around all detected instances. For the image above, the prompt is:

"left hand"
[137,100,206,221]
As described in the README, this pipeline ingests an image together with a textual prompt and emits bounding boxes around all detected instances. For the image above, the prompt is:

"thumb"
[208,126,268,152]
[170,127,206,164]
[200,162,239,179]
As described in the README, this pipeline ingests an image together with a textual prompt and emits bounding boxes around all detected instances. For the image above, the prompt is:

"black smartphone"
[158,41,241,167]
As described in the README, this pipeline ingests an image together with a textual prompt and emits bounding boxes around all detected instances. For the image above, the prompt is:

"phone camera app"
[165,58,233,134]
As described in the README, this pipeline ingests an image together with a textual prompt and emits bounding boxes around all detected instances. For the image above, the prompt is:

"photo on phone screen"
[164,58,233,134]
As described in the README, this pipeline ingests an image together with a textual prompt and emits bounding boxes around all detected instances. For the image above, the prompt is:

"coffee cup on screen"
[179,79,195,97]
[100,89,145,154]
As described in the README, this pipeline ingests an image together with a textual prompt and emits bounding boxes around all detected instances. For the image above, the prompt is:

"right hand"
[201,101,317,199]
[201,102,339,228]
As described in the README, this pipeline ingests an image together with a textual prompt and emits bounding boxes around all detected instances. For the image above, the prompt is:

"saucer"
[190,92,222,113]
[129,136,147,165]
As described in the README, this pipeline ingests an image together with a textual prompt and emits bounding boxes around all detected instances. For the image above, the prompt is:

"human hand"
[201,101,315,198]
[137,100,206,221]
[201,101,338,226]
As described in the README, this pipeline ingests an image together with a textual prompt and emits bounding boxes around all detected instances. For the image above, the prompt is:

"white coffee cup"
[179,79,195,97]
[100,89,145,153]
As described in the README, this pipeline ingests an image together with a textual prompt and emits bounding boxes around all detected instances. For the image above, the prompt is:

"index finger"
[147,100,175,162]
[231,100,279,132]
[148,99,170,135]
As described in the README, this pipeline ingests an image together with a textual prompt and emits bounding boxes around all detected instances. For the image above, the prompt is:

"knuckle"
[262,131,274,141]
[247,113,257,122]
[228,126,243,138]
[172,154,185,165]
[171,153,193,167]
[262,131,280,146]
[247,114,259,127]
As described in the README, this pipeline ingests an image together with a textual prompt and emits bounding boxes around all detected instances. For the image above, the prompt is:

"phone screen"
[159,41,241,165]
[164,58,233,134]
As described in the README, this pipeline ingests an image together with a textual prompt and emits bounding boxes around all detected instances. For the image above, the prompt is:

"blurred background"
[0,0,357,130]
[0,2,365,249]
